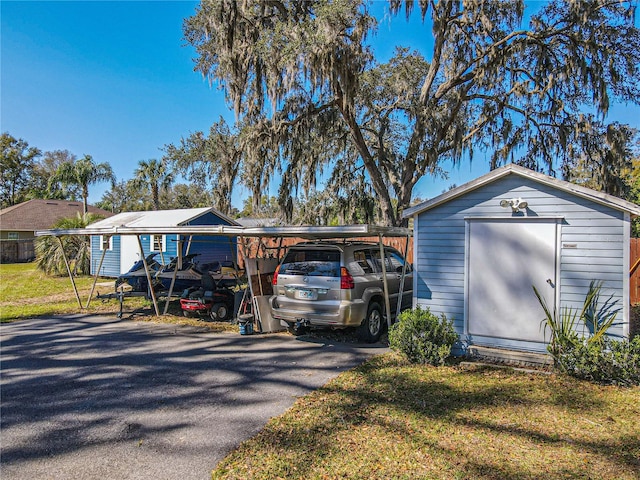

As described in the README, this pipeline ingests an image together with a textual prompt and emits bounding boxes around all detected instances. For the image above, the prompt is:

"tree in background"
[97,180,214,213]
[160,183,215,211]
[49,155,115,214]
[35,212,103,275]
[97,179,151,213]
[563,122,638,200]
[164,117,241,215]
[184,0,640,226]
[30,150,82,201]
[629,157,640,237]
[0,132,41,208]
[132,158,174,210]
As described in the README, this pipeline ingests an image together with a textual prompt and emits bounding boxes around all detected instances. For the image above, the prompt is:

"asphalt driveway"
[0,315,386,479]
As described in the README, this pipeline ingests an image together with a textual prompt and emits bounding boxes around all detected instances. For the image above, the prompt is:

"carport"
[35,224,412,331]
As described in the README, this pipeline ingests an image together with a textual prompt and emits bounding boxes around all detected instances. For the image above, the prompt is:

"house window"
[7,232,19,240]
[100,235,113,251]
[150,234,166,252]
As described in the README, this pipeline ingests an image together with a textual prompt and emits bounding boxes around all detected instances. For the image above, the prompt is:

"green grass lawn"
[0,262,104,320]
[0,262,235,332]
[212,354,640,480]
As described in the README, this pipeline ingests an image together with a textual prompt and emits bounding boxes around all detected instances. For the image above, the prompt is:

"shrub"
[389,306,457,366]
[555,336,640,386]
[534,280,639,386]
[533,280,619,360]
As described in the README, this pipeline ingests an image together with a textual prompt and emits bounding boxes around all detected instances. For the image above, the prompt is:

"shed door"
[467,219,557,344]
[120,235,140,274]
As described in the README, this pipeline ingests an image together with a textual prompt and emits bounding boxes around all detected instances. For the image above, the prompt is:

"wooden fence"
[238,236,413,265]
[0,239,35,263]
[631,238,640,305]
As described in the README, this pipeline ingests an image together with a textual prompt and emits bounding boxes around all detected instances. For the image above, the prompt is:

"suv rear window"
[279,249,341,277]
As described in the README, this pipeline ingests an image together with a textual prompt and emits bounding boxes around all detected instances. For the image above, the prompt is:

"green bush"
[555,336,640,386]
[533,280,640,385]
[389,306,457,366]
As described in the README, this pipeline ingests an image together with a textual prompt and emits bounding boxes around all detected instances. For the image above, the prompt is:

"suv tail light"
[272,265,280,286]
[340,267,355,289]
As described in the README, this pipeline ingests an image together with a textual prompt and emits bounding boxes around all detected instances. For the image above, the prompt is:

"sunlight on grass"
[0,262,95,301]
[212,354,640,480]
[0,263,237,333]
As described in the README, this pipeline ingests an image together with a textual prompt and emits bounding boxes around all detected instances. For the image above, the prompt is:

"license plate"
[297,289,314,299]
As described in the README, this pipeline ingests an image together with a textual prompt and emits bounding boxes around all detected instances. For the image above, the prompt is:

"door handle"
[546,278,555,288]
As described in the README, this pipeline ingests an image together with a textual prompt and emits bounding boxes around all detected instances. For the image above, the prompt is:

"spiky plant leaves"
[35,212,103,276]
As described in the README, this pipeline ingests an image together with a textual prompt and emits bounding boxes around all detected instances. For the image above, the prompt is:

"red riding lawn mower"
[179,272,235,321]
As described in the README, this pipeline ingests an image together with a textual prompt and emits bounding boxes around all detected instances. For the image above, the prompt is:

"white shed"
[403,164,640,355]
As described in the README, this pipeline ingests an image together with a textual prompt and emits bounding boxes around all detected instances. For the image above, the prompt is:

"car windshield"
[280,249,340,277]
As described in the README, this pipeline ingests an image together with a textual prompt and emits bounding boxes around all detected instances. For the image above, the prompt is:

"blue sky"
[2,1,639,209]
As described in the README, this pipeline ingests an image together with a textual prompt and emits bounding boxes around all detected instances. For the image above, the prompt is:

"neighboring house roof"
[403,163,640,218]
[86,207,241,230]
[235,217,282,227]
[0,199,113,232]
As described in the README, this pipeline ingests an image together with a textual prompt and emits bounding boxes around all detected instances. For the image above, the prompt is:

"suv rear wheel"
[357,302,383,343]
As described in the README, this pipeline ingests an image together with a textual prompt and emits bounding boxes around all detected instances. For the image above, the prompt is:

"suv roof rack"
[291,240,381,246]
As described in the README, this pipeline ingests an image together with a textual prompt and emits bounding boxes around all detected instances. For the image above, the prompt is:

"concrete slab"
[466,345,553,368]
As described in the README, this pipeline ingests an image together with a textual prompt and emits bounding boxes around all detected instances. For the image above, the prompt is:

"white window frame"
[99,235,113,251]
[7,232,19,240]
[150,234,166,253]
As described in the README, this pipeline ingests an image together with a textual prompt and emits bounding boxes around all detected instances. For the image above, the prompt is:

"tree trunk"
[152,185,159,210]
[82,186,89,214]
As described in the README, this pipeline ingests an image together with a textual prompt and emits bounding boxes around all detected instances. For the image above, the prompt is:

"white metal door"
[467,219,557,344]
[120,235,140,274]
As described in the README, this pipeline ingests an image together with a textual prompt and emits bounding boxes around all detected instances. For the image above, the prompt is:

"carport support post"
[378,234,392,329]
[57,236,82,309]
[85,236,110,308]
[163,237,183,315]
[395,234,410,320]
[136,235,160,317]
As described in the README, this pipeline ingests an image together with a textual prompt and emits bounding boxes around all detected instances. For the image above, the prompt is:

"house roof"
[85,207,241,230]
[403,164,640,218]
[0,199,113,232]
[235,217,282,227]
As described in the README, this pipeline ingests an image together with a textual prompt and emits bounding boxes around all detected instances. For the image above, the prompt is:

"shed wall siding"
[414,175,629,351]
[91,235,121,277]
[181,212,237,266]
[89,210,239,277]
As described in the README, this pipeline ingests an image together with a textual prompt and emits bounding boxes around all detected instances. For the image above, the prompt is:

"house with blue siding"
[403,164,640,355]
[89,208,240,277]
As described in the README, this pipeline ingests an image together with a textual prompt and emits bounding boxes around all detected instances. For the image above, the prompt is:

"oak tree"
[185,0,640,225]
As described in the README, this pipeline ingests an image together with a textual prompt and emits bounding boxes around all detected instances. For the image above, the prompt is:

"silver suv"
[269,241,413,342]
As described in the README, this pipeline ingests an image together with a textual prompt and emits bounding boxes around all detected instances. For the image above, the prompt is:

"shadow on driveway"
[1,314,386,480]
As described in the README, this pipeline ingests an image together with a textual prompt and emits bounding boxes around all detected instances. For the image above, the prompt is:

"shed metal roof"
[403,164,640,218]
[87,207,240,229]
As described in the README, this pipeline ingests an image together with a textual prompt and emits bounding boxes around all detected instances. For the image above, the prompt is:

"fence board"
[631,238,640,305]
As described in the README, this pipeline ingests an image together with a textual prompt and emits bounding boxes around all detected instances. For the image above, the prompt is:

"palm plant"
[533,280,621,362]
[133,159,174,210]
[581,280,621,343]
[533,285,580,359]
[35,213,102,275]
[49,155,115,214]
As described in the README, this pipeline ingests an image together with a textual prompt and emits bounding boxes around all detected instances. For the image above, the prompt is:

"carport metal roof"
[35,224,411,238]
[35,224,412,323]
